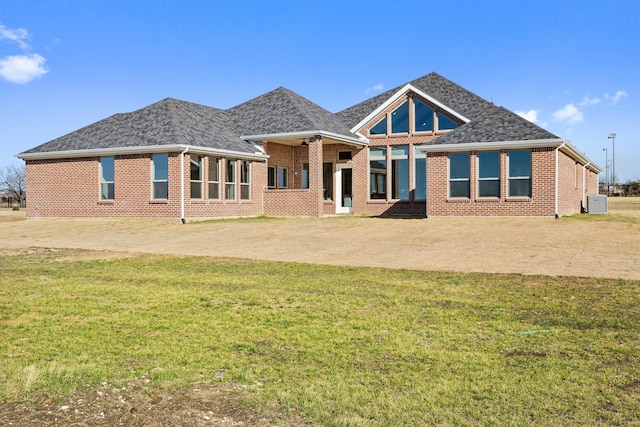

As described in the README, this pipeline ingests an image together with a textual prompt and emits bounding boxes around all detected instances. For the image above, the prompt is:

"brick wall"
[26,152,266,220]
[426,148,557,217]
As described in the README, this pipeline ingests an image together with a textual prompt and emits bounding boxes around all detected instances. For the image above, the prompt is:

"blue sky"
[2,0,639,181]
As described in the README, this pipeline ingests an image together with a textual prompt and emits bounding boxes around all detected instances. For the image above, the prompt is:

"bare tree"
[0,163,27,207]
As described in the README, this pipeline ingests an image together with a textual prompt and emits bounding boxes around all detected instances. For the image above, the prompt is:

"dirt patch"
[1,201,639,280]
[0,379,308,426]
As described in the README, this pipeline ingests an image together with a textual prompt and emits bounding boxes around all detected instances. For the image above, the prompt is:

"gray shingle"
[21,98,257,155]
[228,87,355,137]
[22,72,559,157]
[336,72,558,145]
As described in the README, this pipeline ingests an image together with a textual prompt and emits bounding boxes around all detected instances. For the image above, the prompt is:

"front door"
[336,165,353,214]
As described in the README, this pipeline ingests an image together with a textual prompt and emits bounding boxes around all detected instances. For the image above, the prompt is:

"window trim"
[507,150,532,198]
[390,100,409,134]
[277,166,288,189]
[267,165,276,189]
[477,151,500,198]
[151,153,169,200]
[390,145,409,201]
[369,146,387,200]
[302,163,310,189]
[240,160,251,200]
[225,159,236,200]
[190,155,203,200]
[413,147,426,201]
[208,156,220,200]
[448,152,470,199]
[99,156,114,201]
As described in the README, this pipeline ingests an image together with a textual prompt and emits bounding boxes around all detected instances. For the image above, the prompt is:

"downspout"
[425,153,429,218]
[555,141,565,219]
[582,162,590,213]
[180,147,189,224]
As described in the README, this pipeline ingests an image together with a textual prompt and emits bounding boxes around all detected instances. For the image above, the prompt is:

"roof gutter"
[416,138,602,174]
[17,144,269,162]
[240,130,368,146]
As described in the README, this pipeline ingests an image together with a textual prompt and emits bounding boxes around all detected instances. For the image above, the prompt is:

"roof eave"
[17,144,269,161]
[416,138,602,173]
[241,130,368,146]
[350,83,471,134]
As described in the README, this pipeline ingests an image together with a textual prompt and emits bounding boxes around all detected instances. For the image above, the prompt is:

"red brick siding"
[26,153,266,220]
[426,148,557,217]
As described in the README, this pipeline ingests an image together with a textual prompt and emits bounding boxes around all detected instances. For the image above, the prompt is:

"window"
[338,151,352,161]
[391,101,409,134]
[226,159,236,199]
[508,150,531,197]
[478,151,500,197]
[302,163,309,189]
[449,153,470,198]
[277,166,288,188]
[208,157,220,199]
[370,116,387,135]
[99,156,114,200]
[190,155,203,199]
[240,160,250,200]
[414,100,434,132]
[437,112,458,130]
[323,162,333,200]
[267,166,276,189]
[414,147,426,200]
[152,153,168,199]
[371,97,459,136]
[391,145,409,200]
[369,147,387,199]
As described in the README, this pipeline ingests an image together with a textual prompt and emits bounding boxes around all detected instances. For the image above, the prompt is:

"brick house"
[18,72,601,220]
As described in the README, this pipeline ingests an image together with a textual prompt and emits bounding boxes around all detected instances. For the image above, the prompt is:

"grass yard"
[1,249,639,425]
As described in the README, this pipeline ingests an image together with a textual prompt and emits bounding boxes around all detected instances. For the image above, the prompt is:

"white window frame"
[208,156,220,200]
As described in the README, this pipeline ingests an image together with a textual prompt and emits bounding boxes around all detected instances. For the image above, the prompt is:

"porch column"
[308,135,324,217]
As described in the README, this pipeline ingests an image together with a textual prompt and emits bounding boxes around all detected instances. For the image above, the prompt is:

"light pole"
[608,133,616,196]
[603,147,609,195]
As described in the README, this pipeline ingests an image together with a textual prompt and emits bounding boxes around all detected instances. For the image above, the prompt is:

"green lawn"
[1,250,639,425]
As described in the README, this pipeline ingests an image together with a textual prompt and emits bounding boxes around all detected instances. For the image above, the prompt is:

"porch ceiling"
[242,131,368,148]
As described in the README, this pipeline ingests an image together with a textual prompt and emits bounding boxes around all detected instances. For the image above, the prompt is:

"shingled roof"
[20,98,257,156]
[20,72,561,159]
[228,86,355,137]
[337,72,558,144]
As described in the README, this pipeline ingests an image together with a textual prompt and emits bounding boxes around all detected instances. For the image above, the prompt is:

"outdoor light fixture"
[301,138,308,146]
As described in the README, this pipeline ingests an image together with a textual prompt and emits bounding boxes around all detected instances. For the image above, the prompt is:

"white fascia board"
[241,130,368,146]
[416,139,564,153]
[349,84,470,134]
[17,144,269,161]
[416,138,602,173]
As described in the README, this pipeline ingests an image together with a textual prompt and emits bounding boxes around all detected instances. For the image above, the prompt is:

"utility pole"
[608,133,616,196]
[603,147,609,195]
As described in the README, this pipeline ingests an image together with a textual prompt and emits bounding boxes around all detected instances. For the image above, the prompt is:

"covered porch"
[242,132,367,217]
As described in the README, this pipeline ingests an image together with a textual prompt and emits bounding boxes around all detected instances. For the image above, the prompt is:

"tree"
[0,164,27,207]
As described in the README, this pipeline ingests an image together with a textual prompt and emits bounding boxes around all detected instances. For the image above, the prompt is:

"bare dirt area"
[1,199,639,280]
[1,200,639,426]
[0,380,308,427]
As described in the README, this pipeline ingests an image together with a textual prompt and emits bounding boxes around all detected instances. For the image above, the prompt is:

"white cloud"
[0,23,49,84]
[578,96,601,106]
[0,24,30,50]
[0,54,49,84]
[605,90,628,104]
[515,109,539,123]
[553,104,583,124]
[364,83,384,94]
